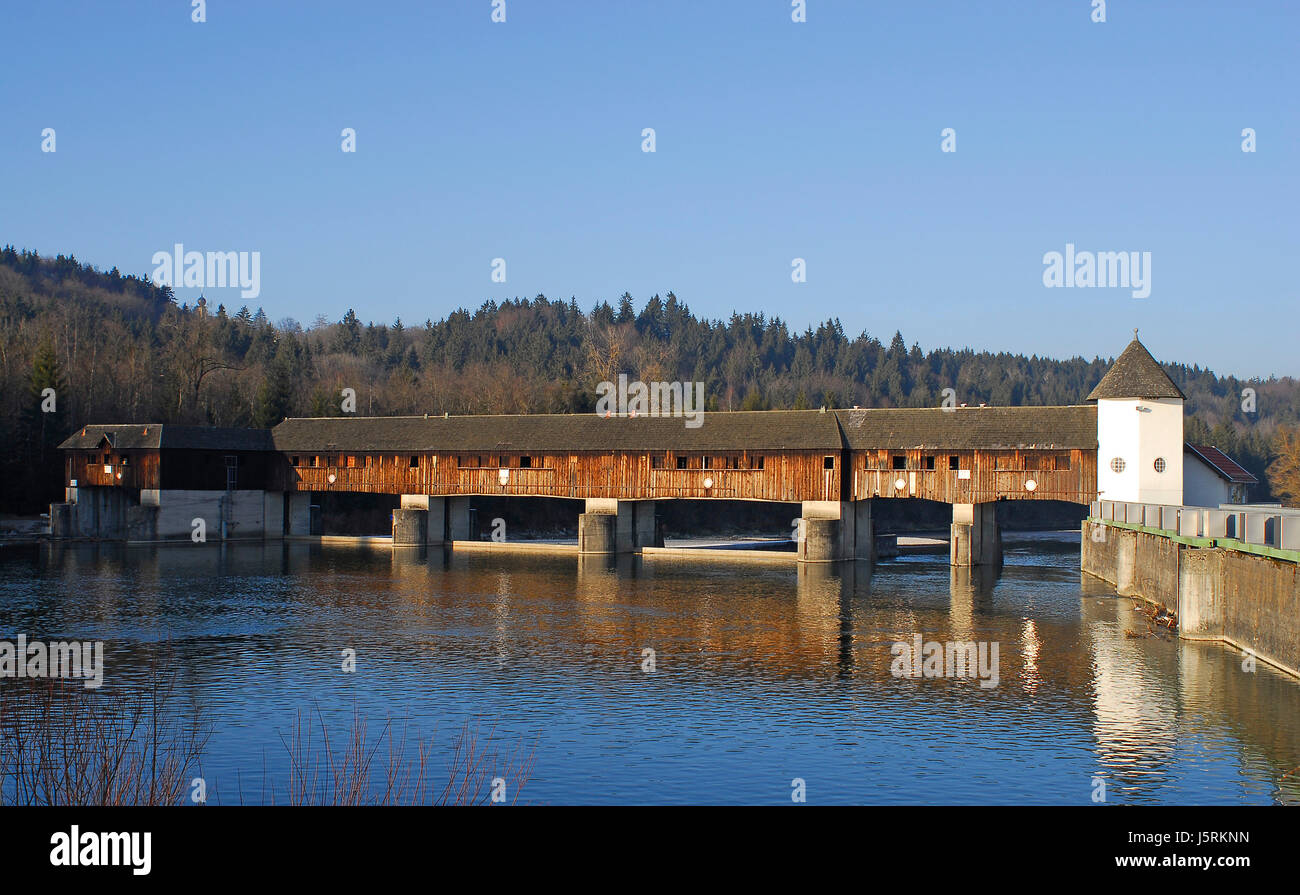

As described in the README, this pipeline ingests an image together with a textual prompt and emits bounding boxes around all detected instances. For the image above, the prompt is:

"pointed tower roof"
[1087,334,1185,401]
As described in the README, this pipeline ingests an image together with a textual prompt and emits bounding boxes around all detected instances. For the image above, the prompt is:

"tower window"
[1153,457,1166,473]
[1110,457,1126,473]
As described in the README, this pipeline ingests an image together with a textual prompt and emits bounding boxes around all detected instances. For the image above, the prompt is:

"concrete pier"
[391,507,429,546]
[797,500,874,563]
[577,499,661,555]
[950,502,1001,567]
[394,495,447,545]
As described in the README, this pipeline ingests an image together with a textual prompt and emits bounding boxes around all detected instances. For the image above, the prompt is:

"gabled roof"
[270,405,1099,454]
[1086,337,1185,401]
[58,424,274,452]
[271,410,846,453]
[834,405,1097,450]
[1185,444,1258,485]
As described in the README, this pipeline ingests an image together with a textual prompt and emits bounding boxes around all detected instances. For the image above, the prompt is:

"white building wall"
[1183,452,1232,508]
[1097,397,1183,504]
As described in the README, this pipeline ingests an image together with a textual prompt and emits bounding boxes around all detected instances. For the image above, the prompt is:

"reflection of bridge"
[56,405,1097,565]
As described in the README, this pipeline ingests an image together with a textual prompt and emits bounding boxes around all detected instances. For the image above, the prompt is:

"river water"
[3,533,1298,805]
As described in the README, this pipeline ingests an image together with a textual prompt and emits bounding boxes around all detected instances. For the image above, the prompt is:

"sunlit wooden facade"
[62,406,1100,507]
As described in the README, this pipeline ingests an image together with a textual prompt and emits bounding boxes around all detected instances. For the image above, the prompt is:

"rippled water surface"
[3,535,1298,804]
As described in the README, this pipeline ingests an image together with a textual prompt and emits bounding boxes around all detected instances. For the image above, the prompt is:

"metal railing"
[1092,500,1300,552]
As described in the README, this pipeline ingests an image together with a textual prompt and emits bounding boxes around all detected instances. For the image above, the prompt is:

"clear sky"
[2,1,1296,377]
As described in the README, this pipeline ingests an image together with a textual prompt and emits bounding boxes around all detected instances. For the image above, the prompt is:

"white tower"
[1089,333,1185,505]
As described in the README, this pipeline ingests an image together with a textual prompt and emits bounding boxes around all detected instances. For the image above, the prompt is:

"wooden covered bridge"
[55,405,1098,565]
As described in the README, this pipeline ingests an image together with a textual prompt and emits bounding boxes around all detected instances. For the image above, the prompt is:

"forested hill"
[3,246,1296,511]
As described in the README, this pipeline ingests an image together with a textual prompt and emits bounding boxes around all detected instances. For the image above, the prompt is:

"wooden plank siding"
[277,449,843,502]
[275,446,1094,504]
[65,449,160,491]
[59,410,1100,506]
[850,448,1096,503]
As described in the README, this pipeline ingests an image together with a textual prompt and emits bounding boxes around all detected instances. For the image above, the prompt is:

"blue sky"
[2,1,1296,377]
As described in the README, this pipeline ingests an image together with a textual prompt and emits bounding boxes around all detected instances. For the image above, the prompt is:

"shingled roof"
[271,410,846,453]
[1086,338,1185,401]
[270,405,1099,454]
[58,424,274,452]
[834,406,1097,450]
[1185,444,1258,485]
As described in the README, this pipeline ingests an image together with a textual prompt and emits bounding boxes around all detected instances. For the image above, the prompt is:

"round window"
[1110,457,1126,473]
[1154,457,1166,473]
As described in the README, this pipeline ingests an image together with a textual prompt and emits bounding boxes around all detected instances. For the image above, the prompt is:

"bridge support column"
[579,499,661,554]
[394,495,447,546]
[446,497,473,541]
[392,508,428,546]
[263,491,285,540]
[287,492,312,536]
[798,500,872,563]
[950,503,1002,567]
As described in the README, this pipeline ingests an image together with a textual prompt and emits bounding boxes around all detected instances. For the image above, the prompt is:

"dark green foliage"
[0,245,1295,512]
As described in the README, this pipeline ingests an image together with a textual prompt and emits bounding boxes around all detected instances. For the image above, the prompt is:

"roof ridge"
[1086,338,1185,401]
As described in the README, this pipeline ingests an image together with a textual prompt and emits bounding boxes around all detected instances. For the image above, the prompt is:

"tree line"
[3,245,1298,514]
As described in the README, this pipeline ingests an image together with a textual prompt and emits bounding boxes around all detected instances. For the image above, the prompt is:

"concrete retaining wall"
[1083,519,1300,679]
[1213,550,1300,677]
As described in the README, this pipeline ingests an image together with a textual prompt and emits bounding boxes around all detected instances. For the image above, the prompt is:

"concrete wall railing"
[1094,500,1300,552]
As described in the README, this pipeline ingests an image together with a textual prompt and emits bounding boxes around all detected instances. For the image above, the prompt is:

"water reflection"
[2,537,1297,804]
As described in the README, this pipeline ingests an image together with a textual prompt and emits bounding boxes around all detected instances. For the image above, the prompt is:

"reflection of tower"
[1089,334,1185,505]
[1081,596,1179,796]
